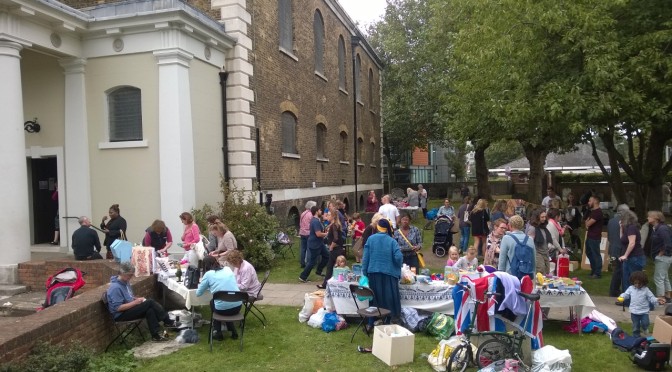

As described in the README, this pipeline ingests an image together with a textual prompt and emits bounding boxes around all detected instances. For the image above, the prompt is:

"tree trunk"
[594,132,627,204]
[522,145,548,205]
[642,127,670,213]
[473,142,491,200]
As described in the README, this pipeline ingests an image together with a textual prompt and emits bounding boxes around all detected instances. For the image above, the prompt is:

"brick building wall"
[18,259,120,292]
[248,0,382,191]
[0,274,157,365]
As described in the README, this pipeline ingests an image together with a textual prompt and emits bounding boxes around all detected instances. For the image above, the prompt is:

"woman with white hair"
[299,201,317,268]
[406,187,419,207]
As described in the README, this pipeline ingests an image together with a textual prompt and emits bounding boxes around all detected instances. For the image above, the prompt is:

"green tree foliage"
[486,140,524,169]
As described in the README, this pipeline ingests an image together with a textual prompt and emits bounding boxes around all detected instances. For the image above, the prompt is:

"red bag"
[557,254,570,277]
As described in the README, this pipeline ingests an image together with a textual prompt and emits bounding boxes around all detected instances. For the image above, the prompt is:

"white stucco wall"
[86,53,161,243]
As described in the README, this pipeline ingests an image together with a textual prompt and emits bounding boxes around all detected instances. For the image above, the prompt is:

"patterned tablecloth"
[158,275,211,310]
[324,278,454,315]
[538,287,596,318]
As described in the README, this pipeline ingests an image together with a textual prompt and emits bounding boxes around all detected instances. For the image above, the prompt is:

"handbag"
[110,231,132,263]
[450,218,459,233]
[398,229,424,268]
[183,266,200,289]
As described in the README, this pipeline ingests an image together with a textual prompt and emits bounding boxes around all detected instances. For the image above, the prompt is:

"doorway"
[30,158,58,244]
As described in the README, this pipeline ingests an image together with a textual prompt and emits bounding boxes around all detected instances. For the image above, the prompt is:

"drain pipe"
[256,127,263,205]
[219,72,230,183]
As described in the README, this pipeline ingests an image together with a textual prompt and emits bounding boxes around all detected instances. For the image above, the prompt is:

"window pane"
[314,11,324,73]
[340,132,347,161]
[108,87,142,142]
[282,112,296,154]
[316,124,325,158]
[279,0,293,50]
[368,69,374,105]
[338,37,346,89]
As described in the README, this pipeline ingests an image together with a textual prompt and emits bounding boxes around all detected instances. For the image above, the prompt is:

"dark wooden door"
[30,158,57,244]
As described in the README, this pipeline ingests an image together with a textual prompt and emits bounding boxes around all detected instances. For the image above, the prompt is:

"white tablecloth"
[158,275,211,309]
[324,279,454,315]
[538,287,596,318]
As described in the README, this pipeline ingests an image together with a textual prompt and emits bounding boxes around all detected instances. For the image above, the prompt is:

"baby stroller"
[37,267,86,311]
[612,327,670,371]
[432,216,453,257]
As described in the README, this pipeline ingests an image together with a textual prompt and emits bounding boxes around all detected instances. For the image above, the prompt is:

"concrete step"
[0,285,28,296]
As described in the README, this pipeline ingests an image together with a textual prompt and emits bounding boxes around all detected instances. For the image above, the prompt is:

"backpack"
[509,234,534,278]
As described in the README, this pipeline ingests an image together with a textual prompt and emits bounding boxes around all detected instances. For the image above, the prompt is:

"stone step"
[0,285,28,296]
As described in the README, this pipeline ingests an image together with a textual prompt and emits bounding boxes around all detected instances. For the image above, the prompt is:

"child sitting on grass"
[332,255,350,279]
[446,246,460,267]
[618,271,666,337]
[453,246,478,271]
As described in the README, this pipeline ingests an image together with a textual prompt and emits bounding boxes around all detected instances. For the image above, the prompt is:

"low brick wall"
[19,259,120,292]
[0,273,158,365]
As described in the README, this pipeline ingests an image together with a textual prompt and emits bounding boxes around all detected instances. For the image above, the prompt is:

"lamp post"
[351,35,360,212]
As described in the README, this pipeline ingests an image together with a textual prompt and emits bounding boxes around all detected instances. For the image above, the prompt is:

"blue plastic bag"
[110,239,132,263]
[356,276,373,302]
[322,312,339,333]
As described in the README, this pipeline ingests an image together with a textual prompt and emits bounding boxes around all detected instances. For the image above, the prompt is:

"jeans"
[623,255,646,292]
[653,255,672,297]
[116,299,168,338]
[585,238,602,276]
[631,313,650,337]
[300,235,309,267]
[459,226,471,252]
[300,246,329,281]
[210,299,241,334]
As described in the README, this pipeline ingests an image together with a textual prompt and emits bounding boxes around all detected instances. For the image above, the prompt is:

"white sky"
[338,0,387,31]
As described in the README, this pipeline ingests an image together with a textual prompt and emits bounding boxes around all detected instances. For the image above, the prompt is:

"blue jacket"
[106,275,134,319]
[196,267,242,311]
[362,232,403,279]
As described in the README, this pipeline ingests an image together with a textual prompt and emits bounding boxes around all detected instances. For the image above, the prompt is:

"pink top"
[446,259,457,266]
[181,223,200,250]
[234,260,262,297]
[299,209,313,236]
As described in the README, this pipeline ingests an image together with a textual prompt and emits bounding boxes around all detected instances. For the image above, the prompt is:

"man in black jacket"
[72,216,102,260]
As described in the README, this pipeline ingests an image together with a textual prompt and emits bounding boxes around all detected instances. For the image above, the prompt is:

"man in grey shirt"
[609,204,629,298]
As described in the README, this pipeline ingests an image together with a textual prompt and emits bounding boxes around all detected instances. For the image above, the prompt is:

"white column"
[0,41,30,281]
[154,49,195,239]
[60,58,92,249]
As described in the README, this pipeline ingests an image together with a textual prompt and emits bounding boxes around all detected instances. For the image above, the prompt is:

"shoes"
[231,332,239,340]
[152,335,169,342]
[212,331,224,341]
[106,251,114,259]
[316,284,326,289]
[357,345,372,353]
[50,241,59,245]
[298,277,310,283]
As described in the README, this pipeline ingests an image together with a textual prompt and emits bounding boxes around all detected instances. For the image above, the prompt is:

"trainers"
[152,335,169,342]
[298,277,310,283]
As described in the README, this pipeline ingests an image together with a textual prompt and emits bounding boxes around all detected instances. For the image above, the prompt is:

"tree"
[444,140,467,181]
[486,140,525,170]
[368,0,447,188]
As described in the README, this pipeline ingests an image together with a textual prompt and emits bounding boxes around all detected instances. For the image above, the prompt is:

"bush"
[0,341,93,372]
[192,179,279,270]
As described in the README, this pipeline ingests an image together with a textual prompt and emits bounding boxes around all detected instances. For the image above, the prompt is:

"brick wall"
[249,0,383,191]
[18,259,120,292]
[0,274,157,365]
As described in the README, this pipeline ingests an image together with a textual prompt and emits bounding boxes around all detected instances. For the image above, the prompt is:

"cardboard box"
[653,316,672,344]
[372,325,415,366]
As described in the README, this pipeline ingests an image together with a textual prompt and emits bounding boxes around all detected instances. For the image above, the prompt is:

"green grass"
[97,305,636,371]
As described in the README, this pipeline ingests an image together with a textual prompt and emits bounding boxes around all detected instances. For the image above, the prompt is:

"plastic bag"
[299,292,324,323]
[400,307,430,332]
[426,312,454,340]
[532,345,572,372]
[307,308,327,328]
[427,336,463,372]
[322,312,339,332]
[357,276,373,301]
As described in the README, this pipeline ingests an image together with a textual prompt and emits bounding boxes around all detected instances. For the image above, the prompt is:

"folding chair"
[348,284,390,343]
[209,291,251,352]
[101,292,145,352]
[248,271,271,327]
[272,231,295,259]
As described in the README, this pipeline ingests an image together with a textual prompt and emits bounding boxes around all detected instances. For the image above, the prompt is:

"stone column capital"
[0,40,23,58]
[153,48,193,67]
[59,58,87,74]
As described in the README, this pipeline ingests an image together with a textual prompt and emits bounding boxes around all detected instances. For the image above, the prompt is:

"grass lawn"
[96,305,634,372]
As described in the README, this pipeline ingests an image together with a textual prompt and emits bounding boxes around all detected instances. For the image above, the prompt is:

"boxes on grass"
[653,316,672,344]
[372,325,415,366]
[569,261,579,272]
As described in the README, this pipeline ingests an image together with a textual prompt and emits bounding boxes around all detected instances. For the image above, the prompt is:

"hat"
[376,218,391,233]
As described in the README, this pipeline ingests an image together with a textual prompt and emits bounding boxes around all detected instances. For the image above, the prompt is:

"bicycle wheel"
[476,338,512,368]
[447,344,471,372]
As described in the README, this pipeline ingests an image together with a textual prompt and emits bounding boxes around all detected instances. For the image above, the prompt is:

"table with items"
[324,278,455,316]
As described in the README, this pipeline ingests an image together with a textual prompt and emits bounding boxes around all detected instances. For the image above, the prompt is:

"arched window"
[355,54,362,101]
[340,131,348,161]
[357,137,364,163]
[278,0,293,52]
[108,86,143,142]
[371,142,376,164]
[281,111,297,154]
[316,123,327,159]
[338,36,346,90]
[368,68,374,108]
[313,11,325,74]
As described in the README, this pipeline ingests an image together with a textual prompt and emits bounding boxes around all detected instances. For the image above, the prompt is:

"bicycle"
[447,282,541,372]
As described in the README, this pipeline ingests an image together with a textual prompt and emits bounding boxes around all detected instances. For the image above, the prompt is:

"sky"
[338,0,388,31]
